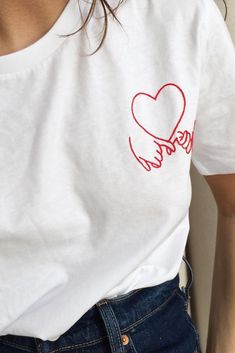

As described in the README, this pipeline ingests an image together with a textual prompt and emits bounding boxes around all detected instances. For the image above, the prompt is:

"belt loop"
[182,255,194,305]
[96,299,126,353]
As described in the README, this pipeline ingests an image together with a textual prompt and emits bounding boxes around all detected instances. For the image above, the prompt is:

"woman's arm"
[204,173,235,353]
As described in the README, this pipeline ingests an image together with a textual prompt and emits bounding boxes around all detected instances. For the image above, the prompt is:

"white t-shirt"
[0,0,235,342]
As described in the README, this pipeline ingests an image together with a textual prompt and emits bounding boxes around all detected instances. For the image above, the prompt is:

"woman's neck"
[0,0,69,56]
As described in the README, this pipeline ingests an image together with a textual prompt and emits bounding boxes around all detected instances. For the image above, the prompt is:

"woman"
[0,1,234,352]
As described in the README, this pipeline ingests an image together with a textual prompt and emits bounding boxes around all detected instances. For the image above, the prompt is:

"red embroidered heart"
[131,83,186,143]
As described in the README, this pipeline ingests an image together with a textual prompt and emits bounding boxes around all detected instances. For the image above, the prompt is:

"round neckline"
[0,0,81,76]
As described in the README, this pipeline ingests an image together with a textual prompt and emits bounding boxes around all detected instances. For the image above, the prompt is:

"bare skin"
[0,0,69,55]
[204,174,235,353]
[1,3,235,353]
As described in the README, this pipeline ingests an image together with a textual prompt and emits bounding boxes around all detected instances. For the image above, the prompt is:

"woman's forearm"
[206,212,235,353]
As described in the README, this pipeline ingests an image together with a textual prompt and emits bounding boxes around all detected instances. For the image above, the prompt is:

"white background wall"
[188,2,235,352]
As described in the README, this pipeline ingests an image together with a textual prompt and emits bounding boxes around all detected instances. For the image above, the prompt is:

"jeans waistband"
[0,256,194,353]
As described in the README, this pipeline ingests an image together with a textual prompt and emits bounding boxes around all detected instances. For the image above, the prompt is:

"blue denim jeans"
[0,256,202,353]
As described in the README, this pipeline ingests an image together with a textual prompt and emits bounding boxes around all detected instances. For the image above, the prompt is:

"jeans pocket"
[125,288,202,353]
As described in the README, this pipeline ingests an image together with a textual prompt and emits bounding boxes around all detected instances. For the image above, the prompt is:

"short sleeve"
[191,0,235,176]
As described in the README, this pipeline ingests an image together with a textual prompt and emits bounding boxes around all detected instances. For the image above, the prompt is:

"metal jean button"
[121,334,129,345]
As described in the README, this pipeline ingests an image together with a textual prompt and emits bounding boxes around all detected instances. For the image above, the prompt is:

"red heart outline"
[131,82,186,142]
[128,83,195,172]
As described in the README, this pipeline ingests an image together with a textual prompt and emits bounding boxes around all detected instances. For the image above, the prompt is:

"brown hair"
[60,0,126,56]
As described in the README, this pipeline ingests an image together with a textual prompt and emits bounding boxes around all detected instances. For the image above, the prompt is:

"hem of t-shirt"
[0,0,81,76]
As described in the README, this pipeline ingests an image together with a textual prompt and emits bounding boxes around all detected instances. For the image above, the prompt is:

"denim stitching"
[176,290,200,336]
[119,287,179,333]
[48,336,109,353]
[0,338,35,352]
[175,290,201,353]
[102,303,122,353]
[47,287,179,353]
[105,303,124,353]
[184,311,201,351]
[128,335,138,353]
[0,288,180,353]
[184,311,200,337]
[98,303,117,353]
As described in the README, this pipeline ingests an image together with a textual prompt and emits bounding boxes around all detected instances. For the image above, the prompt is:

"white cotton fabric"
[0,0,235,341]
